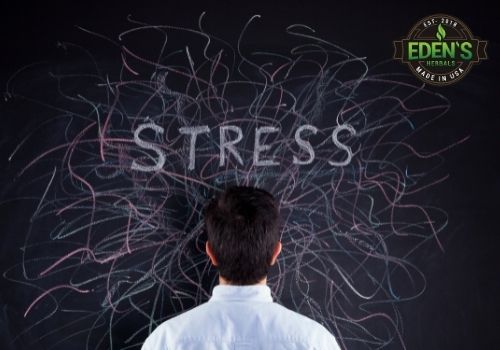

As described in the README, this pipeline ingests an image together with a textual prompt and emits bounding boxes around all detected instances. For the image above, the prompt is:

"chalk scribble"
[1,13,468,350]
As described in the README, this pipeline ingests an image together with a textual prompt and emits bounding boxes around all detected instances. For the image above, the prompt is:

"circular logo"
[394,14,488,86]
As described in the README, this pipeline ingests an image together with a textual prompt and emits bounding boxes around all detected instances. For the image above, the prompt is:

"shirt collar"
[208,284,273,303]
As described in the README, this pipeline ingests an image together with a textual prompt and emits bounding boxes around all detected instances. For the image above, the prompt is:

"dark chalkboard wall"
[0,1,498,349]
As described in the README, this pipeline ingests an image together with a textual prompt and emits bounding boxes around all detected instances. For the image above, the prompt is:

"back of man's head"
[203,185,281,285]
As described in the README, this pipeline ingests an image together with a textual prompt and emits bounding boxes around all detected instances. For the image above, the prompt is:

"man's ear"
[205,241,218,266]
[269,241,282,266]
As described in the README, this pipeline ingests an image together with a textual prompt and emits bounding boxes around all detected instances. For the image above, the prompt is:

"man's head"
[203,185,282,285]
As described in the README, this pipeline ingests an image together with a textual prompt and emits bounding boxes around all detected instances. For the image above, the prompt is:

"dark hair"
[203,185,281,285]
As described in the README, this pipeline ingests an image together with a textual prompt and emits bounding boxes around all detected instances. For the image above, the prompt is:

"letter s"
[131,122,166,172]
[293,124,318,165]
[329,124,356,167]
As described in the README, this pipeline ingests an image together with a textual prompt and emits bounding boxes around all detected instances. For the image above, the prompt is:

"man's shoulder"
[141,303,213,349]
[270,303,335,333]
[157,301,213,328]
[267,303,340,348]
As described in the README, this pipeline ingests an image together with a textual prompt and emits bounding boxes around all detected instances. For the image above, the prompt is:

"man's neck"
[219,275,267,285]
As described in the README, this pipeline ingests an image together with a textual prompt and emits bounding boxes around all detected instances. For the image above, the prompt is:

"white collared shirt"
[141,284,341,350]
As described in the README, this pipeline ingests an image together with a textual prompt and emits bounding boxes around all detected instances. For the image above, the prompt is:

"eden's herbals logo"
[394,14,488,86]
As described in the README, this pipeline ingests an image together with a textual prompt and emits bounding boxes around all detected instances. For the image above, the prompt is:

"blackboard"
[0,2,498,349]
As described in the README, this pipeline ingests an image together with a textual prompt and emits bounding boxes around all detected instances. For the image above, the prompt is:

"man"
[142,185,341,349]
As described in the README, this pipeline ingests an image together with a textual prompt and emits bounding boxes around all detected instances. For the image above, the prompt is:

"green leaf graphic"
[436,24,446,41]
